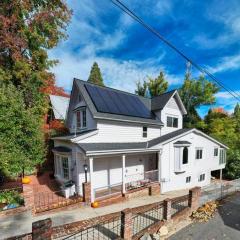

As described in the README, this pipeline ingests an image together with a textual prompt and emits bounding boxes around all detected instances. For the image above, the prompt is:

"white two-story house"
[52,78,228,203]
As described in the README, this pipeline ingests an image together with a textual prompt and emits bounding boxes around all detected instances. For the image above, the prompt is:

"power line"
[110,0,240,101]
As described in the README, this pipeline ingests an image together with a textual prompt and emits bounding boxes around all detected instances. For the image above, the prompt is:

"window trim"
[186,176,191,183]
[143,126,148,138]
[75,107,87,130]
[198,173,205,182]
[195,148,203,160]
[54,154,71,181]
[167,116,178,128]
[214,148,218,157]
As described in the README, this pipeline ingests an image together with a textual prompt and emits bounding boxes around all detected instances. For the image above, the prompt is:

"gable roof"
[151,90,187,114]
[49,95,70,120]
[74,78,163,126]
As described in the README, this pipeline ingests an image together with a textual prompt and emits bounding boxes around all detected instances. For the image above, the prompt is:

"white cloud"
[207,54,240,74]
[49,51,182,93]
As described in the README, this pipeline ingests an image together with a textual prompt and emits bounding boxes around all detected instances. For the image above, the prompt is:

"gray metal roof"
[174,141,191,145]
[51,129,97,140]
[148,128,193,147]
[49,95,70,120]
[52,146,71,152]
[151,90,176,111]
[78,142,147,152]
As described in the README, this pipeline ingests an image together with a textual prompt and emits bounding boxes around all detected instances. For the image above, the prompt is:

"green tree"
[0,1,71,177]
[179,73,219,127]
[0,84,45,177]
[88,62,104,86]
[135,71,168,97]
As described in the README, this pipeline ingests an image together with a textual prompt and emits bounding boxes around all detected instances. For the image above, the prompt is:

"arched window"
[183,147,188,164]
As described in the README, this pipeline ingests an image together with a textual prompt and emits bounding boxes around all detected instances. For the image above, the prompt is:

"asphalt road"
[170,192,240,240]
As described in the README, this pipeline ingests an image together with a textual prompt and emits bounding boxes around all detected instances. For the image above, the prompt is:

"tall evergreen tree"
[0,0,71,177]
[135,71,168,97]
[88,62,104,86]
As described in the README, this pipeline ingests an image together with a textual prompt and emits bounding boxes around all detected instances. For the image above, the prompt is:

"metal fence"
[34,190,83,213]
[125,169,158,191]
[63,215,121,240]
[132,202,164,236]
[171,195,189,216]
[200,179,240,205]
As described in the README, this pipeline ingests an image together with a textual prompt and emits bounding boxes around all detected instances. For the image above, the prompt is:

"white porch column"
[122,154,126,194]
[89,157,94,203]
[158,150,162,182]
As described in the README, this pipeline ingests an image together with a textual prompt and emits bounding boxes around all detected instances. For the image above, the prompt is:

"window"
[196,149,203,159]
[62,157,69,179]
[76,110,81,128]
[82,110,86,128]
[182,147,188,164]
[219,149,226,164]
[167,116,178,128]
[143,126,147,138]
[186,176,191,183]
[214,148,218,157]
[78,94,82,102]
[198,174,205,182]
[76,108,87,129]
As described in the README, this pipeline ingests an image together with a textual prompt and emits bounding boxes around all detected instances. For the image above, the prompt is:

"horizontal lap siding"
[80,120,161,143]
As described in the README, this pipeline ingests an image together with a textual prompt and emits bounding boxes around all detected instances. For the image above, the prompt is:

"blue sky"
[49,0,240,117]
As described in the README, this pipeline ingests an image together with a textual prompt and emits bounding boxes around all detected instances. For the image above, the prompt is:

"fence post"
[163,198,172,220]
[32,218,52,240]
[82,182,91,204]
[188,187,201,211]
[121,208,133,240]
[22,184,34,213]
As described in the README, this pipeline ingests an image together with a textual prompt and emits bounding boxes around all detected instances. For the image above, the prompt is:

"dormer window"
[78,94,82,102]
[75,108,87,130]
[167,116,178,128]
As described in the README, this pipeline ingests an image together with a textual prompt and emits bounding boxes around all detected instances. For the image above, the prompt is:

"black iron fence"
[171,195,189,216]
[63,215,121,240]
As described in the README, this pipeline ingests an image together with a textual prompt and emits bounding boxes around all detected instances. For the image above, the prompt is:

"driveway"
[170,192,240,240]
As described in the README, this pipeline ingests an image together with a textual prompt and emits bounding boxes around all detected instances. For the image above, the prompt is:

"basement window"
[143,126,148,138]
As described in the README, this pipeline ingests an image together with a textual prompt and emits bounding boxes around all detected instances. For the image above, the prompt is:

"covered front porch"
[86,150,161,203]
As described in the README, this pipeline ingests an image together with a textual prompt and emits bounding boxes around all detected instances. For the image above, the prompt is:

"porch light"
[83,163,88,183]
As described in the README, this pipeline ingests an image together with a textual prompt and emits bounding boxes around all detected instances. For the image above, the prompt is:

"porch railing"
[93,183,122,200]
[125,169,159,191]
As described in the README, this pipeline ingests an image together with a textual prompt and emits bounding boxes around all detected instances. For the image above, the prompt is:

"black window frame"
[196,149,203,160]
[167,116,178,128]
[186,176,191,183]
[214,148,218,157]
[143,126,148,138]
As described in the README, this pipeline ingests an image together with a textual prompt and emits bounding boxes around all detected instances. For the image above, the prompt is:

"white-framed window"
[143,126,147,138]
[76,108,87,130]
[214,148,218,157]
[186,176,191,183]
[167,116,178,128]
[62,157,69,179]
[182,147,188,164]
[196,148,203,160]
[198,174,205,182]
[54,154,70,180]
[219,149,226,164]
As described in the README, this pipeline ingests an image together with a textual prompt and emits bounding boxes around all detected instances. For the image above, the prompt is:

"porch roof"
[78,142,148,153]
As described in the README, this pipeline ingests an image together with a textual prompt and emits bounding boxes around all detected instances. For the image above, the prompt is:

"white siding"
[158,132,225,193]
[78,120,161,143]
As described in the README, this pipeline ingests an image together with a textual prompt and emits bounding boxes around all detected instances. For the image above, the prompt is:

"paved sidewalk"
[34,189,188,227]
[0,189,188,239]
